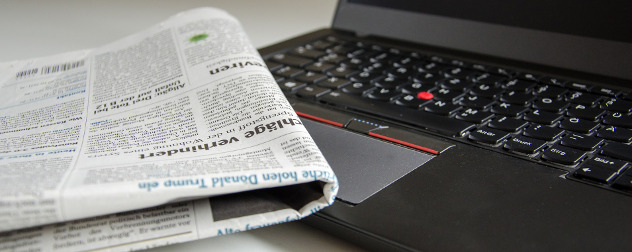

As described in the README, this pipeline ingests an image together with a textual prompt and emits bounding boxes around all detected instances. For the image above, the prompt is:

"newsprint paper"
[0,7,337,251]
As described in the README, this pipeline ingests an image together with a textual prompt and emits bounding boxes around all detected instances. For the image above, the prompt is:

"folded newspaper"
[0,7,338,251]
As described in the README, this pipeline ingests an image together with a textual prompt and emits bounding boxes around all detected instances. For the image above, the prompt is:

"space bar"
[319,92,474,136]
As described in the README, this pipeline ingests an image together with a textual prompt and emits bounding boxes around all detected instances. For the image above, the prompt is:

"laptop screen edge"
[333,0,632,81]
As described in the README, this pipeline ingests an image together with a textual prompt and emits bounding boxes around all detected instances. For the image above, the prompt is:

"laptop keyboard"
[263,35,632,194]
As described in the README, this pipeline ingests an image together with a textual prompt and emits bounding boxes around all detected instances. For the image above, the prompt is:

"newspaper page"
[0,7,337,251]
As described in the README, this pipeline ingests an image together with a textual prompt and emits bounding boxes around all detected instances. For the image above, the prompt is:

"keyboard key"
[295,71,327,84]
[318,91,475,136]
[532,97,569,113]
[278,80,307,92]
[362,62,388,73]
[471,63,491,72]
[534,85,568,99]
[429,55,448,64]
[432,88,466,102]
[468,127,510,145]
[350,71,383,82]
[565,81,593,92]
[601,142,632,162]
[499,91,535,106]
[370,52,401,64]
[574,156,627,183]
[290,46,326,59]
[272,74,284,83]
[351,41,373,49]
[597,126,632,143]
[340,57,368,69]
[602,98,632,113]
[413,72,443,84]
[490,67,514,76]
[542,144,587,165]
[573,166,619,184]
[438,77,473,91]
[517,72,541,82]
[559,117,600,134]
[328,44,356,55]
[524,110,563,125]
[423,101,462,115]
[374,75,409,89]
[602,112,632,128]
[469,72,506,85]
[441,67,476,79]
[305,62,335,73]
[491,103,528,117]
[592,87,621,97]
[348,45,368,56]
[469,83,502,98]
[341,82,373,95]
[328,66,359,78]
[503,79,537,92]
[612,175,632,190]
[346,48,368,59]
[523,124,564,141]
[504,136,546,154]
[448,59,470,68]
[541,77,567,87]
[278,66,308,79]
[271,53,313,67]
[567,91,602,106]
[296,86,331,99]
[385,66,414,78]
[583,155,629,171]
[322,53,346,64]
[308,40,335,50]
[399,82,432,94]
[394,56,422,67]
[414,61,444,74]
[456,108,494,123]
[567,104,606,121]
[488,116,528,132]
[560,133,603,151]
[265,60,283,71]
[366,88,398,102]
[460,95,496,109]
[317,77,351,89]
[351,48,374,59]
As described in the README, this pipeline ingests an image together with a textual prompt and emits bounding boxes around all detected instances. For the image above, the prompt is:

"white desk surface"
[0,1,365,251]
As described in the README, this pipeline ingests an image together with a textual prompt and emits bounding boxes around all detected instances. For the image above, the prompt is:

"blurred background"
[0,0,337,60]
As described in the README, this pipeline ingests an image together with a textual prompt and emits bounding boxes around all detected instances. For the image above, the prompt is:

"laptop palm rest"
[302,119,434,204]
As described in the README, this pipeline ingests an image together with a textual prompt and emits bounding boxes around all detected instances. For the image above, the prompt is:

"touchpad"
[302,119,434,204]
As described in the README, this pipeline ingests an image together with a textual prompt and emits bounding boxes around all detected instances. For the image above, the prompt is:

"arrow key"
[573,165,619,184]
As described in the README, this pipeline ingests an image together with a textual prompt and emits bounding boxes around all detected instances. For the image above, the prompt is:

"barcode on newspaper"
[40,60,85,75]
[15,68,39,79]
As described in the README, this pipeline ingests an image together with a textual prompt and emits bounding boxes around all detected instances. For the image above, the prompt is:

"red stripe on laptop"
[296,111,344,127]
[368,132,439,155]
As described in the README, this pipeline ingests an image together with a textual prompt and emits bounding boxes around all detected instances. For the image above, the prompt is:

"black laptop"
[259,0,632,251]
